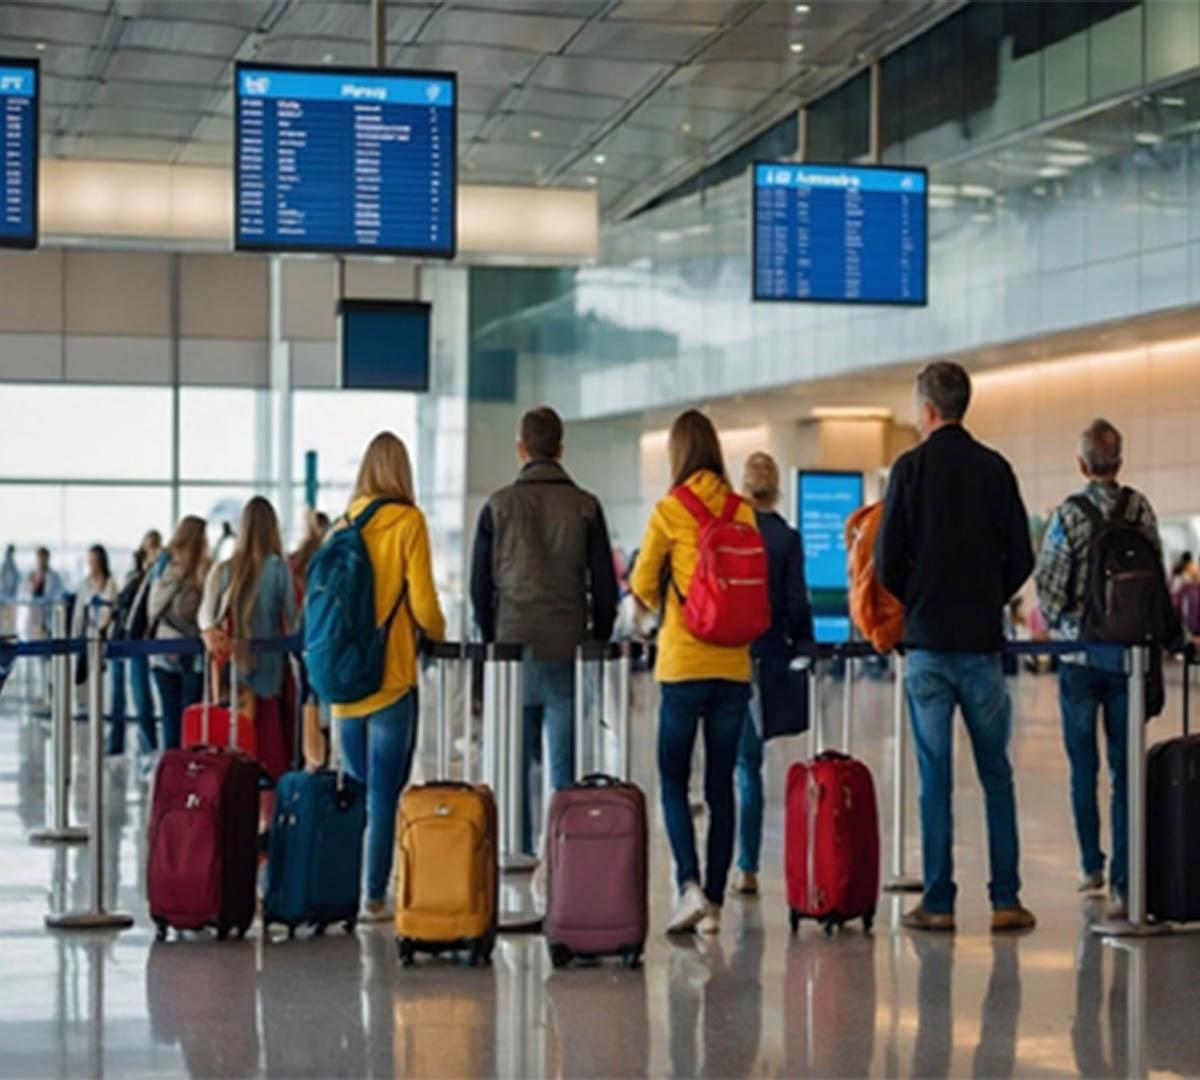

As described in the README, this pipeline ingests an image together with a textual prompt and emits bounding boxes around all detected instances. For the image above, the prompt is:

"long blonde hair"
[167,516,209,586]
[352,431,416,504]
[225,497,283,632]
[668,409,727,489]
[742,451,781,511]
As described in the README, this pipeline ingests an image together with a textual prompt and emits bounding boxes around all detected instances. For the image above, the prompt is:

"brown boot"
[991,905,1037,932]
[901,905,956,932]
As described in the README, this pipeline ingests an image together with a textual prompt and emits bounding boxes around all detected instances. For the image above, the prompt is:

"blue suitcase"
[264,765,366,938]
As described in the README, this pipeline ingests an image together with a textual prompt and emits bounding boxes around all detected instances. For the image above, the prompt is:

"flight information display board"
[796,470,864,644]
[754,163,927,305]
[235,63,456,257]
[0,59,38,250]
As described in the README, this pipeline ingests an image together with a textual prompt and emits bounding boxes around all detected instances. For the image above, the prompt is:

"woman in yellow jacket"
[631,409,756,937]
[333,431,446,922]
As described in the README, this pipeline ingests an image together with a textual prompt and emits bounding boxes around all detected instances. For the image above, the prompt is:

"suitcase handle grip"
[579,772,621,787]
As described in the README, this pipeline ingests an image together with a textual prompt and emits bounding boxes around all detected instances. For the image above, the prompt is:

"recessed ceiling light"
[529,129,543,139]
[1135,131,1163,146]
[593,153,606,164]
[789,41,805,54]
[681,121,692,133]
[795,3,811,12]
[585,175,598,185]
[34,41,46,51]
[321,53,334,63]
[1037,165,1068,178]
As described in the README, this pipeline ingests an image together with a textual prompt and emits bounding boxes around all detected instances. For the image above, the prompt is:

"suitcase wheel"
[288,925,297,941]
[344,917,357,935]
[397,939,416,968]
[788,908,801,935]
[549,943,573,970]
[216,924,229,942]
[314,922,327,937]
[154,919,168,942]
[621,949,642,971]
[862,912,874,934]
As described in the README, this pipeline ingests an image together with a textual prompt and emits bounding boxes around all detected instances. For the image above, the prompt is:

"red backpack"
[671,486,771,647]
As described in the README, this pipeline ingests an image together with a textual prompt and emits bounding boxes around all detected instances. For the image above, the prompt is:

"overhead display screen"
[338,300,430,392]
[754,163,927,305]
[235,63,456,257]
[0,58,38,250]
[796,470,864,644]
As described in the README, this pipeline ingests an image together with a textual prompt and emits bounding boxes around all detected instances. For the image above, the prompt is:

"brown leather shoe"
[991,905,1037,932]
[901,905,956,932]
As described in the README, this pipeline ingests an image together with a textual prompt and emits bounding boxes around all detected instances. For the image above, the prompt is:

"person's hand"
[202,626,230,661]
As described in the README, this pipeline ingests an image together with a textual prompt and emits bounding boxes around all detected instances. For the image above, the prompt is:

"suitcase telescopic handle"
[579,772,620,787]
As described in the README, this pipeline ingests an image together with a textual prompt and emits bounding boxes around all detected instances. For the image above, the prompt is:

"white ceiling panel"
[417,7,583,53]
[466,140,571,178]
[609,0,744,26]
[90,80,217,114]
[491,112,589,150]
[627,101,743,138]
[529,55,668,98]
[698,26,843,63]
[114,2,264,29]
[566,19,711,62]
[457,0,607,16]
[254,35,375,66]
[670,59,799,91]
[391,42,541,85]
[0,4,110,44]
[82,106,203,140]
[516,87,625,124]
[175,140,234,166]
[56,134,185,162]
[104,49,230,86]
[118,17,250,56]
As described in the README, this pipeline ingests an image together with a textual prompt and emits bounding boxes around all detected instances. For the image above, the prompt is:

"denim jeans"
[107,656,157,756]
[522,660,575,855]
[658,679,752,905]
[340,692,418,902]
[906,650,1022,914]
[1059,662,1128,897]
[152,662,201,752]
[735,692,764,874]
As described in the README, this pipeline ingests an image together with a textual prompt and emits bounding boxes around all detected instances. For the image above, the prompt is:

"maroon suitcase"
[147,745,259,940]
[544,774,648,968]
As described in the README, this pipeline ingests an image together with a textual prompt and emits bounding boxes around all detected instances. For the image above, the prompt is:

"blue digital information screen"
[796,471,864,644]
[0,59,38,250]
[338,300,430,392]
[236,63,456,257]
[754,163,927,305]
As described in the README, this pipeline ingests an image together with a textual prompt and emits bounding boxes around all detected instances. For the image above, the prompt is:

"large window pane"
[1146,0,1200,83]
[0,483,173,585]
[292,390,419,486]
[1091,5,1144,100]
[0,386,171,480]
[177,485,270,555]
[180,388,266,482]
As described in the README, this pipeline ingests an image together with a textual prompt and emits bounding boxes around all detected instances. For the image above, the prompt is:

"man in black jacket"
[876,361,1036,933]
[470,406,618,855]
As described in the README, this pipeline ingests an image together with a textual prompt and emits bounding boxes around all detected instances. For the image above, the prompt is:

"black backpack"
[1070,488,1177,645]
[112,570,150,641]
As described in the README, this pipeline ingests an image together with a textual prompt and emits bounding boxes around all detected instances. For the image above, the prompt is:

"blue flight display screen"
[236,64,456,257]
[339,301,430,392]
[754,163,927,305]
[797,471,864,644]
[0,60,38,249]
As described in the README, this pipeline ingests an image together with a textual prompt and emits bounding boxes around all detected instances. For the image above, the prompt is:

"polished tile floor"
[1,659,1199,1078]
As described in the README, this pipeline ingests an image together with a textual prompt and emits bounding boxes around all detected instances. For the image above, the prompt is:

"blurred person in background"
[73,544,118,637]
[148,518,209,752]
[288,509,331,607]
[0,545,19,637]
[23,546,64,640]
[108,530,163,762]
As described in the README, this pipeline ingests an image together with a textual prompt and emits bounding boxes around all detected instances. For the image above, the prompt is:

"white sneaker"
[697,905,722,936]
[667,882,709,935]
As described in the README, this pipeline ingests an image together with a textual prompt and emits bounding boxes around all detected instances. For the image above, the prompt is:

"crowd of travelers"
[0,358,1187,936]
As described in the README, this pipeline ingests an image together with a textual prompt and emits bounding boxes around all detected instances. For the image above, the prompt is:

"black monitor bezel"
[234,60,457,260]
[751,159,929,307]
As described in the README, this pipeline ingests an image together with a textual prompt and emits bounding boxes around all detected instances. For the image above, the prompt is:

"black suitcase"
[1147,659,1200,923]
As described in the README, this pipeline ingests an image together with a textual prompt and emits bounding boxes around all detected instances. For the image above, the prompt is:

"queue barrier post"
[45,631,133,931]
[426,640,463,779]
[30,600,88,846]
[884,651,923,893]
[1094,643,1169,939]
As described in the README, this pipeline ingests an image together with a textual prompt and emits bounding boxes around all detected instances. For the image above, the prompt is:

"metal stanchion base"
[29,827,88,846]
[883,877,924,894]
[498,909,544,934]
[45,910,134,931]
[500,854,539,874]
[1092,918,1172,939]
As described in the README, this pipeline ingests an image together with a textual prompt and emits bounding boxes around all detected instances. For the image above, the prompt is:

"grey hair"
[915,361,972,422]
[1079,418,1122,478]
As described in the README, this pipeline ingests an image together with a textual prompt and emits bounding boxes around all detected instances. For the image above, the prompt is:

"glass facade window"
[291,390,419,488]
[806,71,870,163]
[179,387,266,482]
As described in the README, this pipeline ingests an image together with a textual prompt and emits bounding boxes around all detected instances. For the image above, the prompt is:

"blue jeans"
[735,694,764,874]
[152,662,201,752]
[906,651,1022,914]
[340,692,417,902]
[107,656,157,756]
[1059,663,1128,897]
[658,679,752,905]
[522,660,575,855]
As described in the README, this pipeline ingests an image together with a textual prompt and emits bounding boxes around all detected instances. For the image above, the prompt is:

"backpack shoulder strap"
[1113,486,1135,523]
[672,485,712,525]
[1067,493,1105,531]
[351,498,402,530]
[719,493,742,524]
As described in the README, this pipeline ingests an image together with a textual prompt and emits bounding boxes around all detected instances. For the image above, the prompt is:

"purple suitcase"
[544,773,648,968]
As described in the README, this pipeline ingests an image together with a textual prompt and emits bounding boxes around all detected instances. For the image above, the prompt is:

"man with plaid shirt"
[1034,418,1160,918]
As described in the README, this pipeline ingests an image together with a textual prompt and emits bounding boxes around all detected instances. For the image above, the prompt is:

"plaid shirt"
[1034,481,1160,661]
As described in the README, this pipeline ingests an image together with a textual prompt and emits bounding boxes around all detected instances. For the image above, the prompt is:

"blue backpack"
[303,499,407,704]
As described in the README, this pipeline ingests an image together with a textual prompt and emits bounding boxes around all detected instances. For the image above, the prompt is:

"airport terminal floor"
[3,662,1198,1079]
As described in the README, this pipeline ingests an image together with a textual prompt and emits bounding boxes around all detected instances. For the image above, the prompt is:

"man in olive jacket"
[470,406,618,854]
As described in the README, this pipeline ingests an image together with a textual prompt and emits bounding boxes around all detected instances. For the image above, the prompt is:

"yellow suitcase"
[395,781,497,965]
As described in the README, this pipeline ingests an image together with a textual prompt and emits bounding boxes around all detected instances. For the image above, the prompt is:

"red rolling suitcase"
[544,643,648,969]
[785,653,880,934]
[181,656,257,760]
[148,662,259,940]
